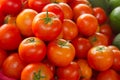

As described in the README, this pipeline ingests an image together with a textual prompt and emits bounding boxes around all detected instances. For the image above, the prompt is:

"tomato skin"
[28,0,50,12]
[0,24,22,50]
[62,19,78,40]
[42,3,64,22]
[18,37,46,63]
[87,45,114,71]
[0,49,7,68]
[88,32,109,46]
[97,69,119,80]
[21,63,53,80]
[32,12,62,41]
[16,9,38,37]
[47,39,75,67]
[93,7,107,25]
[2,53,26,79]
[77,14,98,36]
[0,0,22,15]
[56,62,80,80]
[71,37,92,59]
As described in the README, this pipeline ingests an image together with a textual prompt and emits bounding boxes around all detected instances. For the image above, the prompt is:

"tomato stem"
[43,10,52,24]
[57,39,69,47]
[33,70,46,80]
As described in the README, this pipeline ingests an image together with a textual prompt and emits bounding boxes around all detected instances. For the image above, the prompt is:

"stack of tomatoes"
[0,0,120,80]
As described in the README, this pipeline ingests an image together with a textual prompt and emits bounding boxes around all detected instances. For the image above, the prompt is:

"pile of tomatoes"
[0,0,120,80]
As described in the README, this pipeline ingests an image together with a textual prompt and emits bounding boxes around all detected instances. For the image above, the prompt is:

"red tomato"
[93,7,108,25]
[88,32,109,46]
[0,24,22,50]
[0,49,7,68]
[2,53,26,79]
[28,0,50,12]
[0,0,22,15]
[76,59,92,79]
[47,39,75,67]
[87,45,114,71]
[77,14,98,36]
[42,3,64,22]
[73,4,93,21]
[32,12,62,41]
[21,63,53,80]
[62,19,78,40]
[18,37,46,63]
[59,2,73,19]
[71,37,92,59]
[56,62,80,80]
[97,69,119,80]
[16,9,38,37]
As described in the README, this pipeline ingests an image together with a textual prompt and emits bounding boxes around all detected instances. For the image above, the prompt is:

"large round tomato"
[28,0,50,12]
[21,63,53,80]
[16,9,38,37]
[2,53,26,79]
[0,0,22,15]
[87,45,114,71]
[56,62,80,80]
[47,39,75,67]
[42,3,64,22]
[32,12,62,41]
[18,37,46,63]
[0,24,22,50]
[77,14,98,36]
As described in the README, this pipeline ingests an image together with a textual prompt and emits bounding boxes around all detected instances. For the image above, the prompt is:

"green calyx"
[43,11,52,24]
[33,70,46,80]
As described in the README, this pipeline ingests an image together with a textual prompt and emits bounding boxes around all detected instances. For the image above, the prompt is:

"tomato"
[2,53,26,79]
[73,4,93,21]
[71,37,92,59]
[21,63,53,80]
[18,37,46,63]
[62,19,78,40]
[76,59,92,79]
[42,3,64,22]
[28,0,50,12]
[97,69,119,80]
[32,12,62,41]
[59,2,73,19]
[93,7,108,25]
[56,62,80,80]
[16,9,38,37]
[0,0,22,15]
[87,45,114,71]
[0,24,22,50]
[88,32,109,46]
[0,6,6,26]
[47,39,75,67]
[0,49,7,68]
[77,14,98,36]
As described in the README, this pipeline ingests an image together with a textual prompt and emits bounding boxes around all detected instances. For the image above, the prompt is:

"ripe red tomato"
[0,49,7,68]
[21,63,53,80]
[76,59,92,79]
[73,4,93,21]
[47,39,75,67]
[88,32,109,46]
[2,53,26,79]
[16,9,38,37]
[28,0,50,12]
[97,69,119,80]
[93,7,108,25]
[0,24,22,50]
[71,37,92,59]
[87,45,114,71]
[42,3,64,22]
[62,19,78,40]
[32,12,62,41]
[18,37,46,63]
[56,62,80,80]
[59,2,73,19]
[0,0,22,15]
[77,14,98,36]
